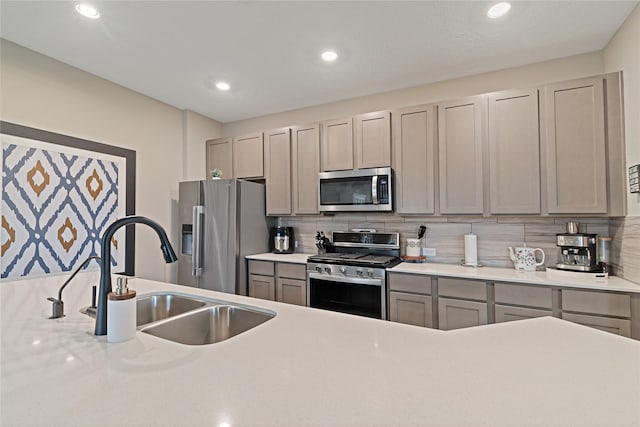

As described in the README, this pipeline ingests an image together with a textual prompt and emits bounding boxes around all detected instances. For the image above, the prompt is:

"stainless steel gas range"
[306,231,401,320]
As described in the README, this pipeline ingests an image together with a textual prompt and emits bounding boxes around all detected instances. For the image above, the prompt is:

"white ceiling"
[1,1,637,123]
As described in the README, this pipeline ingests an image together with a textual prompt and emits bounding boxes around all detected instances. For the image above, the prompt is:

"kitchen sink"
[136,293,207,326]
[140,305,275,345]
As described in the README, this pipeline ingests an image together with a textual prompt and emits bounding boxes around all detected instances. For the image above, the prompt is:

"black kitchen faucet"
[94,216,177,336]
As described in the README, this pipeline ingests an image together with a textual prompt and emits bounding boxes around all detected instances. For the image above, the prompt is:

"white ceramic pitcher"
[508,245,545,271]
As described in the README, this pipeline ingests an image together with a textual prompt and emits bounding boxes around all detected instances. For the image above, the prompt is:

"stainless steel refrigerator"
[177,179,270,295]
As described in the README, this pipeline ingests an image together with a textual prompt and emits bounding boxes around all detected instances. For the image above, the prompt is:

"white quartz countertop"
[2,272,639,426]
[245,252,311,264]
[390,262,640,293]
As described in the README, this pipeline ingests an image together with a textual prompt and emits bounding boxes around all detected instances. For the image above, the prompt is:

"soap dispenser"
[107,276,136,343]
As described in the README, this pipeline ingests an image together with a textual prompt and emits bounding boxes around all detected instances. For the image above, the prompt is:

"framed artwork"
[1,121,136,280]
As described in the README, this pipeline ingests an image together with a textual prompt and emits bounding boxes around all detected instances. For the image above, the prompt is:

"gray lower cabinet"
[388,273,433,327]
[437,278,488,330]
[561,289,632,338]
[276,263,307,306]
[438,298,488,330]
[248,260,275,301]
[389,292,432,328]
[493,282,553,323]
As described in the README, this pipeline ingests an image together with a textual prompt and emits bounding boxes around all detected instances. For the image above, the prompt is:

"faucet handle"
[47,297,64,319]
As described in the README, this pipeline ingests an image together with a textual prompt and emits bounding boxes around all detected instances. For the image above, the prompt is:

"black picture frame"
[0,121,136,276]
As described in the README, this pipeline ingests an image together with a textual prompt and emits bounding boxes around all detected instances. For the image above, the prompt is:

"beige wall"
[0,39,222,282]
[223,51,604,136]
[604,3,640,216]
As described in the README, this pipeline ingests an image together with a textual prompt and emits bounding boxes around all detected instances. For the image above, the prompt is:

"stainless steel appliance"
[307,231,401,319]
[555,222,599,272]
[178,179,270,295]
[318,167,393,212]
[270,226,295,254]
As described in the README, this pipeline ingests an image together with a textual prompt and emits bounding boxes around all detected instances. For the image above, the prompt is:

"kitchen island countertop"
[2,272,639,426]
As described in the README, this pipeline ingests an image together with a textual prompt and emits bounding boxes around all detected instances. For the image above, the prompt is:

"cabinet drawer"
[562,312,631,337]
[495,304,552,324]
[388,273,431,294]
[249,260,274,276]
[277,263,306,280]
[494,283,552,309]
[438,278,487,301]
[562,290,630,318]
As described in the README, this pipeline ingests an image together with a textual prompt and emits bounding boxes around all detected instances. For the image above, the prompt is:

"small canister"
[107,276,136,343]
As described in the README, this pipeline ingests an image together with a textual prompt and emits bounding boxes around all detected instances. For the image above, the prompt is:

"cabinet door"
[249,274,275,301]
[292,124,320,214]
[488,89,541,214]
[233,132,264,179]
[495,304,552,323]
[562,313,631,338]
[206,137,233,179]
[354,110,391,169]
[393,105,436,214]
[264,127,292,215]
[438,297,488,330]
[389,291,433,328]
[438,96,486,214]
[321,117,353,171]
[541,77,607,214]
[276,278,307,306]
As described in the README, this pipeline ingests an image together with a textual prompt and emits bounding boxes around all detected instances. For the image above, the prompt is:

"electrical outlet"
[422,247,436,256]
[295,240,299,248]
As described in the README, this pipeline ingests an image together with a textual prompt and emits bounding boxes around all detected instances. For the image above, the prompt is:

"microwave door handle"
[371,176,379,205]
[192,205,204,277]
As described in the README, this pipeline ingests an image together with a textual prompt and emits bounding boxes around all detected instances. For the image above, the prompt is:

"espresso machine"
[555,222,600,272]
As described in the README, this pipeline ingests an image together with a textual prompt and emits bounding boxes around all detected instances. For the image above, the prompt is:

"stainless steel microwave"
[318,167,393,212]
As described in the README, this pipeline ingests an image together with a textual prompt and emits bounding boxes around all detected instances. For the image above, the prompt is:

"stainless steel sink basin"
[140,305,275,345]
[136,293,207,326]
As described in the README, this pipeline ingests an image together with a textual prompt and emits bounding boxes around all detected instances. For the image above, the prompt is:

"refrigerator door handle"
[192,205,204,277]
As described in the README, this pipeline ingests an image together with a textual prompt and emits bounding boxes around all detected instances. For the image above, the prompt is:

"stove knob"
[356,268,363,276]
[324,266,332,274]
[367,269,374,278]
[339,266,346,274]
[315,266,322,273]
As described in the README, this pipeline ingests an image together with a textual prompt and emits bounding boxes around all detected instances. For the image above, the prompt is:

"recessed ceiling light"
[487,2,511,19]
[215,82,231,91]
[75,3,100,19]
[321,51,338,62]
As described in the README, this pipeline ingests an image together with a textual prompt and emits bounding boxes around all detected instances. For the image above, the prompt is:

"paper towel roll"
[464,233,478,266]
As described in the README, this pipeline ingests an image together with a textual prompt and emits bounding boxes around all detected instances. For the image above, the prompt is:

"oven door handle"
[308,272,383,287]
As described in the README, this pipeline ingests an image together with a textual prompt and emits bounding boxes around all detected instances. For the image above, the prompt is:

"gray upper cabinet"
[291,123,320,214]
[541,77,607,214]
[488,89,541,214]
[392,104,436,214]
[233,132,264,179]
[264,127,292,215]
[438,96,486,214]
[321,117,354,171]
[354,110,391,169]
[206,137,233,179]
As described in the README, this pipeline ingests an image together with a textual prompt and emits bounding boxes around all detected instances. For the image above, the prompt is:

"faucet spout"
[95,216,177,336]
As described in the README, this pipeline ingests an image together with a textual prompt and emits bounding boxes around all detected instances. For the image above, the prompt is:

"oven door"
[307,272,386,320]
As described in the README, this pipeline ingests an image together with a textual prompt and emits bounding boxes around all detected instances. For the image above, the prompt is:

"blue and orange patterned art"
[1,134,126,279]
